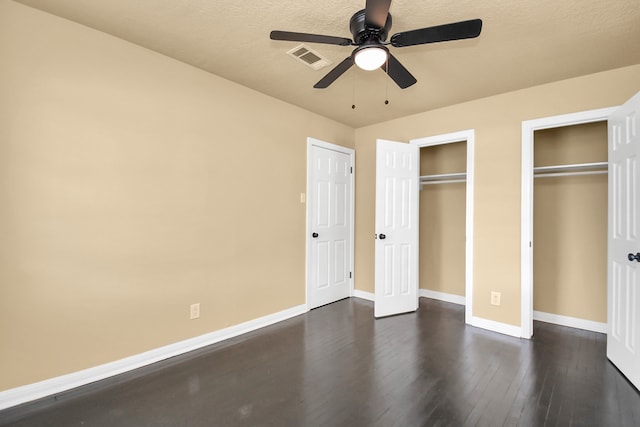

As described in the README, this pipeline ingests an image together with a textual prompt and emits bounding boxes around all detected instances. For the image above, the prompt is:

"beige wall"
[533,122,608,322]
[2,0,640,396]
[0,1,354,391]
[419,143,466,296]
[355,65,640,327]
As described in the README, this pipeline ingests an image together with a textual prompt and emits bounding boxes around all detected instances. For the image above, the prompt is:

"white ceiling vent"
[286,44,332,70]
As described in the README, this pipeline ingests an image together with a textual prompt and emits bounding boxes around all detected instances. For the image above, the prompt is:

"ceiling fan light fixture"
[354,46,388,71]
[270,2,483,89]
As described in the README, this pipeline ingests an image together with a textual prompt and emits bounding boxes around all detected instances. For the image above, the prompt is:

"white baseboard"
[355,290,467,306]
[419,289,466,306]
[469,316,523,338]
[423,292,523,338]
[353,289,375,301]
[354,289,522,339]
[0,304,307,411]
[533,310,607,334]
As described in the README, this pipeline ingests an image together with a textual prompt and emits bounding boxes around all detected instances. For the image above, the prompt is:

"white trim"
[520,107,617,339]
[358,290,466,306]
[353,290,375,302]
[411,129,475,325]
[469,316,523,338]
[0,304,307,411]
[419,289,466,306]
[533,311,607,334]
[305,138,355,309]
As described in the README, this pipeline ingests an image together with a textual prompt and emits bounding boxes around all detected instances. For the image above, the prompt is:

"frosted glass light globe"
[354,47,387,71]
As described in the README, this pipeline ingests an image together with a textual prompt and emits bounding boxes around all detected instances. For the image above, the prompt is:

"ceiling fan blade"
[270,31,352,46]
[314,57,354,89]
[390,19,483,47]
[384,53,417,89]
[365,0,392,29]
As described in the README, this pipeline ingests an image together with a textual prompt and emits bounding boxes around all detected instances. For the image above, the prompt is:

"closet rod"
[533,161,607,174]
[534,170,607,179]
[420,172,466,182]
[421,178,466,186]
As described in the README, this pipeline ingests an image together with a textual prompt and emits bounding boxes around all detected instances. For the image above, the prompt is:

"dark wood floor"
[2,297,639,426]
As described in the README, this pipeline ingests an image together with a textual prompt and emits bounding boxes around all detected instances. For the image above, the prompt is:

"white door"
[607,91,640,389]
[307,142,353,309]
[375,139,419,317]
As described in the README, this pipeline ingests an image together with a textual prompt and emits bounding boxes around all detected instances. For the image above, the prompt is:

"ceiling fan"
[270,0,482,89]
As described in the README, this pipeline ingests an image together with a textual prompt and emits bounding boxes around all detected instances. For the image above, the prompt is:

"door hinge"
[350,166,353,174]
[349,272,352,279]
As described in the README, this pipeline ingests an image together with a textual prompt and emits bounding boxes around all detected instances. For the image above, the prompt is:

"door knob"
[379,234,386,240]
[312,232,319,238]
[629,252,640,262]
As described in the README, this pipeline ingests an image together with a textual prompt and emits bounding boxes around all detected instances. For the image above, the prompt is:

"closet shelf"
[534,161,607,178]
[420,172,466,186]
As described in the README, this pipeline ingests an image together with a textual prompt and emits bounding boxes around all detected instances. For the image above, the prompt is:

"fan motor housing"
[349,9,392,44]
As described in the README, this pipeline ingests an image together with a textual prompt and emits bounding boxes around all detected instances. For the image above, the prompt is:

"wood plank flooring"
[2,297,639,426]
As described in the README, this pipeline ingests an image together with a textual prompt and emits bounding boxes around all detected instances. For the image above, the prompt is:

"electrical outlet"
[490,291,501,306]
[190,303,200,319]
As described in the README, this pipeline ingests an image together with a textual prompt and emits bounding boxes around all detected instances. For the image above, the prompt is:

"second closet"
[533,121,607,327]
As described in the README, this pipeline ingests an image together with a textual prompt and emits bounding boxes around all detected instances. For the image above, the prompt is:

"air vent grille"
[298,50,322,65]
[286,44,331,70]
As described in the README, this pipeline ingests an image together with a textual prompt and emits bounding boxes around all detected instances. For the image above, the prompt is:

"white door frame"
[410,129,475,324]
[520,107,617,338]
[306,137,355,310]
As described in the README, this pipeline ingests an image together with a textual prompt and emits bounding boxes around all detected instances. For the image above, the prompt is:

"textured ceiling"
[13,0,640,128]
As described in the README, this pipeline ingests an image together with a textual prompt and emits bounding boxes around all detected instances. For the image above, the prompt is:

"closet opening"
[411,129,475,324]
[532,122,608,333]
[520,107,616,339]
[419,141,467,306]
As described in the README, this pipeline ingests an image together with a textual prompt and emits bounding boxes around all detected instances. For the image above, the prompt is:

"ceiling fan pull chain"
[385,60,389,105]
[378,59,388,105]
[352,69,356,109]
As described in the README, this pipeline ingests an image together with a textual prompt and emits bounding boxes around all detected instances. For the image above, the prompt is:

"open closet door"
[375,139,419,318]
[607,91,640,390]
